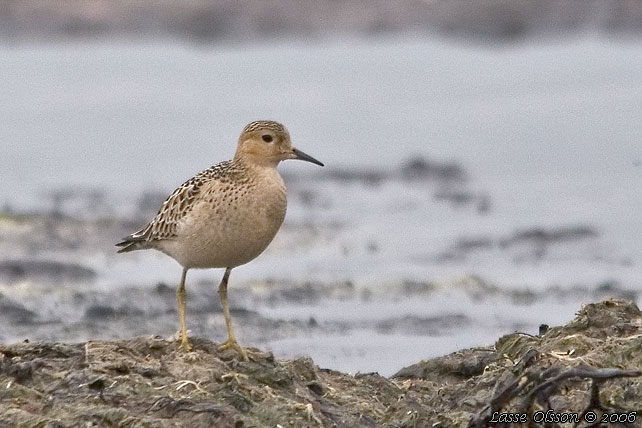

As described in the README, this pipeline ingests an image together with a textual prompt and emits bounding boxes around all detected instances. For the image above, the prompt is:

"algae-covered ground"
[1,299,641,427]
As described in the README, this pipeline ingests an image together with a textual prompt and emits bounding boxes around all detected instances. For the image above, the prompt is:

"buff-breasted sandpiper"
[116,121,323,360]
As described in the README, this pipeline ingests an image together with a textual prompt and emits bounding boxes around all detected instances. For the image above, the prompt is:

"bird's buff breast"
[160,177,287,269]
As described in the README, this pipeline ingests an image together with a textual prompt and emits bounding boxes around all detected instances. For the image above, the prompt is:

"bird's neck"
[234,154,280,170]
[239,159,285,192]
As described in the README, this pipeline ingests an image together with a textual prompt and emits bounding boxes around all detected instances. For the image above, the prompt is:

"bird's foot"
[218,337,249,361]
[178,336,193,352]
[170,329,193,352]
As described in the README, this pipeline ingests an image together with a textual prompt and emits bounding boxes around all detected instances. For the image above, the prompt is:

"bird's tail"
[115,238,149,253]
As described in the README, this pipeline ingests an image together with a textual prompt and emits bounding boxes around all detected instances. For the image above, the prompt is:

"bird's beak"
[291,148,324,167]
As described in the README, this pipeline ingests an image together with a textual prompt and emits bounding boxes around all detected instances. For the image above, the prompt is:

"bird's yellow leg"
[176,268,192,351]
[218,267,249,361]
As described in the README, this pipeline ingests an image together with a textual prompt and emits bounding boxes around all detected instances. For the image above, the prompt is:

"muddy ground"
[1,299,641,427]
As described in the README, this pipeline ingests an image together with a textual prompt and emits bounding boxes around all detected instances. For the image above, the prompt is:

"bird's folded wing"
[118,160,236,246]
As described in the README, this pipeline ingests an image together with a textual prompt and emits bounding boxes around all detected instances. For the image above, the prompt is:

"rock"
[0,260,96,284]
[400,157,467,183]
[375,314,470,335]
[83,304,144,320]
[500,225,599,248]
[393,347,496,382]
[0,297,36,325]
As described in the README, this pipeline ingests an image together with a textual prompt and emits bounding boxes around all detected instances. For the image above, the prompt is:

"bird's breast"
[169,170,287,268]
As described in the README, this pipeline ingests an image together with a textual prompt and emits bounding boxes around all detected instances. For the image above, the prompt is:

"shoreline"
[1,299,640,427]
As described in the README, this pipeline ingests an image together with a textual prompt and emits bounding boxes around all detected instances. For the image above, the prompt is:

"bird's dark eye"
[261,134,273,143]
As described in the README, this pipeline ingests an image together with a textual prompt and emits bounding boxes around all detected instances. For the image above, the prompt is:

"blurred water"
[2,37,641,201]
[1,35,641,374]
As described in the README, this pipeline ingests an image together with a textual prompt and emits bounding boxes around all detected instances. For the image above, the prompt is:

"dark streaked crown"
[242,120,287,135]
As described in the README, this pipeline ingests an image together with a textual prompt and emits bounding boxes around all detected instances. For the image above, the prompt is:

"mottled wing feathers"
[116,160,236,252]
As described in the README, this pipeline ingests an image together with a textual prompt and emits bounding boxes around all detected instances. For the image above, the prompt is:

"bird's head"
[235,121,324,168]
